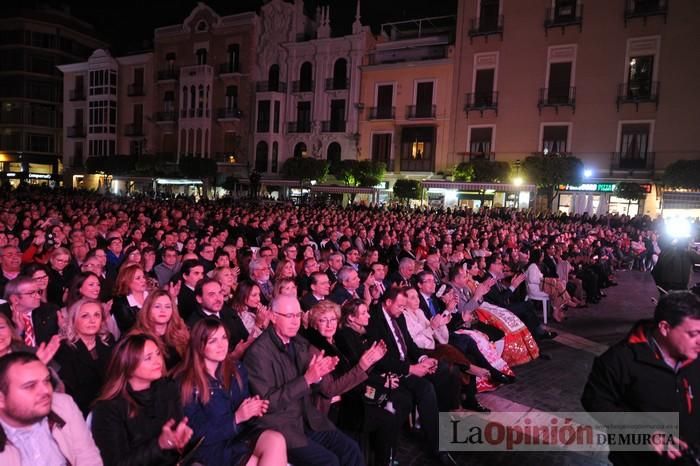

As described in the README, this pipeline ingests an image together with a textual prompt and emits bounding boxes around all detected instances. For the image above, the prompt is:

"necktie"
[389,317,407,361]
[427,297,438,317]
[23,314,35,347]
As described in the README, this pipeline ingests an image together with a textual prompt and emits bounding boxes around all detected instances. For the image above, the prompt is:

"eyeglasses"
[318,317,337,326]
[18,289,41,296]
[275,311,303,320]
[33,274,49,280]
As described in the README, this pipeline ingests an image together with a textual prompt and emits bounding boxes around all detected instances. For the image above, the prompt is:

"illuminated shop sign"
[558,183,651,193]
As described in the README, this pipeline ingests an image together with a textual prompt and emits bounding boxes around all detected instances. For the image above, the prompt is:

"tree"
[282,157,328,183]
[453,160,511,182]
[614,182,647,213]
[330,160,386,187]
[393,179,423,204]
[662,160,700,190]
[521,155,584,210]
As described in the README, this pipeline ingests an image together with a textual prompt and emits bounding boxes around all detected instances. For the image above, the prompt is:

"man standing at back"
[244,296,364,466]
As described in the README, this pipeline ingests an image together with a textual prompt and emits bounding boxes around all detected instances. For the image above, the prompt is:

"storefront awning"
[422,180,536,193]
[663,191,700,210]
[310,185,379,194]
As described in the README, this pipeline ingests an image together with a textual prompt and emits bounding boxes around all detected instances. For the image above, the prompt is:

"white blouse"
[525,263,549,299]
[403,307,448,350]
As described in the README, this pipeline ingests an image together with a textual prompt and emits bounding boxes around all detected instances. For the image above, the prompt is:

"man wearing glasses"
[0,276,59,347]
[245,296,364,466]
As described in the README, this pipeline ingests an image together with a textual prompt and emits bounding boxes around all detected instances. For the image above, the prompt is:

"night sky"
[3,0,458,54]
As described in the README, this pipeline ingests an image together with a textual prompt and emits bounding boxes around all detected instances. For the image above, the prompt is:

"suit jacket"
[0,302,59,346]
[328,285,358,306]
[244,327,336,449]
[187,305,249,350]
[417,291,445,322]
[300,293,322,312]
[365,306,426,376]
[177,285,199,321]
[111,295,141,334]
[483,273,517,308]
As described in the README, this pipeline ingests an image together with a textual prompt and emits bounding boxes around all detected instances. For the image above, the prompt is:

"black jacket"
[0,302,59,346]
[582,320,700,466]
[365,306,426,376]
[186,305,249,350]
[177,285,199,321]
[54,337,113,416]
[300,293,322,312]
[111,295,141,334]
[91,378,184,466]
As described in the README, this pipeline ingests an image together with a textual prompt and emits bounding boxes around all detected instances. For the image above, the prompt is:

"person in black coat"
[91,333,194,466]
[1,275,60,347]
[54,298,114,416]
[188,278,249,352]
[176,259,205,321]
[46,247,72,307]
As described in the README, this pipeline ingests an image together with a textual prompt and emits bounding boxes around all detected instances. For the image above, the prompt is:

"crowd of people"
[0,185,679,466]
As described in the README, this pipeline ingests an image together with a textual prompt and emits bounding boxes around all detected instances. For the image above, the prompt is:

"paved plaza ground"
[395,269,683,466]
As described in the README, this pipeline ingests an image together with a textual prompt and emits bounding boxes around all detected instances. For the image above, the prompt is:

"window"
[372,133,392,168]
[273,101,280,133]
[414,82,434,118]
[400,126,434,171]
[88,139,115,156]
[271,142,278,173]
[132,104,143,128]
[627,56,654,98]
[26,133,53,153]
[129,139,144,156]
[474,69,495,106]
[166,52,176,70]
[468,127,494,157]
[225,86,238,110]
[163,91,175,112]
[299,62,313,92]
[547,62,573,103]
[73,142,84,167]
[257,100,270,133]
[375,84,394,119]
[332,59,347,89]
[293,142,307,159]
[327,142,341,166]
[89,100,117,134]
[297,101,311,131]
[268,65,280,91]
[554,0,577,21]
[619,123,651,168]
[227,44,240,73]
[196,48,207,65]
[255,141,268,172]
[478,0,501,32]
[89,69,117,96]
[541,125,570,154]
[330,100,345,131]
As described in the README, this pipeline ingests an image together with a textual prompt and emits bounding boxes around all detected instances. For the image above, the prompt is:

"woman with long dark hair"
[91,333,193,466]
[173,318,287,466]
[111,263,149,333]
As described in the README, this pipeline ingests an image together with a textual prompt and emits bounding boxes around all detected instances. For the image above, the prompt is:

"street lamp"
[513,177,523,186]
[583,168,593,178]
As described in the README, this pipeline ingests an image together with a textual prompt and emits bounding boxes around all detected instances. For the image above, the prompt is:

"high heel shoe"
[553,307,567,323]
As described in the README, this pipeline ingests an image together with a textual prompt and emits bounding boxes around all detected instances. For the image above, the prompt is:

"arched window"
[332,58,347,90]
[299,62,313,92]
[255,141,269,172]
[268,64,280,92]
[271,142,279,173]
[327,142,341,167]
[293,142,307,159]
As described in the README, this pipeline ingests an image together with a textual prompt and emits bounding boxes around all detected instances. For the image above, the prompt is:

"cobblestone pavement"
[394,270,668,466]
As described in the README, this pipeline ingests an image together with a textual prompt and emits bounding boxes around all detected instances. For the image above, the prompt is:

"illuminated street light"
[513,177,523,186]
[584,168,593,178]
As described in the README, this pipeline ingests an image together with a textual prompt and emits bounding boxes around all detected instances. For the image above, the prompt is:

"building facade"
[448,0,700,215]
[0,6,106,186]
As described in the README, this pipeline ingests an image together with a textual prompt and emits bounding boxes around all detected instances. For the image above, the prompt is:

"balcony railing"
[181,65,213,78]
[217,108,243,119]
[464,92,499,116]
[66,125,85,138]
[624,0,668,24]
[367,106,395,120]
[406,105,436,119]
[69,89,85,101]
[218,63,241,75]
[610,151,656,174]
[155,111,177,122]
[538,87,576,113]
[468,15,504,40]
[291,80,314,93]
[616,81,659,110]
[325,77,349,91]
[544,4,583,32]
[400,156,434,172]
[157,69,178,81]
[462,152,496,161]
[256,81,287,93]
[127,84,145,97]
[321,120,346,133]
[125,124,144,137]
[287,121,312,133]
[180,108,210,118]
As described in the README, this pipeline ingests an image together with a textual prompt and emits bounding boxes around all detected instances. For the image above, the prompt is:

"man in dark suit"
[300,272,331,312]
[366,287,471,465]
[328,266,361,306]
[483,255,556,340]
[245,296,364,466]
[188,278,250,356]
[325,252,344,286]
[1,276,59,347]
[389,257,415,288]
[177,259,205,321]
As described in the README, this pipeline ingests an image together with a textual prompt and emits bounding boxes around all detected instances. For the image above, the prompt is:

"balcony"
[218,63,241,75]
[321,120,346,133]
[468,15,504,41]
[217,108,243,120]
[462,152,496,161]
[325,77,349,91]
[287,121,312,133]
[367,106,395,120]
[624,0,668,25]
[291,80,314,93]
[406,105,436,119]
[256,81,287,93]
[610,151,655,175]
[616,81,659,111]
[66,125,85,138]
[127,84,145,97]
[180,65,213,79]
[464,92,499,117]
[124,124,144,137]
[544,4,583,34]
[69,89,85,101]
[155,111,177,122]
[538,87,576,114]
[157,68,178,82]
[179,108,210,119]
